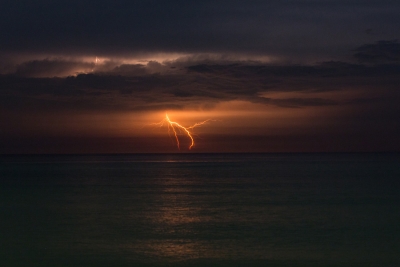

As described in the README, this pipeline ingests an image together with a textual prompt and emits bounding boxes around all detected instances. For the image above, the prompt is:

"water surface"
[1,153,399,266]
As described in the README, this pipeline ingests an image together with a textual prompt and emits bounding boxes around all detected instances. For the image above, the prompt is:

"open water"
[1,153,399,267]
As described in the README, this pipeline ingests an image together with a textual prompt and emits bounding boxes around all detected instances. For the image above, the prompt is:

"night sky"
[1,0,400,153]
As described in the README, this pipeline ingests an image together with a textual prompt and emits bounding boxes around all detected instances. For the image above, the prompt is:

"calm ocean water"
[1,153,399,267]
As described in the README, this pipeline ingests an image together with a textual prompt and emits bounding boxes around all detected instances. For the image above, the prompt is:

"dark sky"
[2,1,400,60]
[1,0,400,153]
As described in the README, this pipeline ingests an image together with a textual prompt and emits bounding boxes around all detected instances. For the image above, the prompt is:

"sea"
[1,153,399,267]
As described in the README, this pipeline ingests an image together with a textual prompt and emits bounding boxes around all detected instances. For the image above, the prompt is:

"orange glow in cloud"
[151,114,210,150]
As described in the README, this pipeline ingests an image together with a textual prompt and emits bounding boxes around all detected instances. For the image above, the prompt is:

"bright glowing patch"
[151,114,210,150]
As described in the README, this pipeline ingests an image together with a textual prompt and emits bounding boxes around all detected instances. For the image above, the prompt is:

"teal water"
[1,153,399,266]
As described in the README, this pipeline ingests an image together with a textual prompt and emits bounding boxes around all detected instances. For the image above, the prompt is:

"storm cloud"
[2,41,400,114]
[1,0,400,62]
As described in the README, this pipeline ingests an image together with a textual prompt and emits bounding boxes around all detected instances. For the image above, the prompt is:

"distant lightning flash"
[151,114,210,150]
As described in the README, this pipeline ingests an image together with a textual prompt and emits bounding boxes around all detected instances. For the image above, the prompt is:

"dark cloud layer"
[1,42,400,115]
[14,59,95,77]
[1,0,399,61]
[354,40,400,64]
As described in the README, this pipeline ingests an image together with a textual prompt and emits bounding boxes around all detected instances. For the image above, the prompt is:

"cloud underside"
[1,64,400,113]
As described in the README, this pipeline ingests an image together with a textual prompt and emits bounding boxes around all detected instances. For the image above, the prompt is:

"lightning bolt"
[151,114,210,150]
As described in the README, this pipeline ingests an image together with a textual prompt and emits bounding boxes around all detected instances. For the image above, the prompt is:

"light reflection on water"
[1,153,399,266]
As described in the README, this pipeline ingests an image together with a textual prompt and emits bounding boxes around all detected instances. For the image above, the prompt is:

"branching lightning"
[151,114,210,150]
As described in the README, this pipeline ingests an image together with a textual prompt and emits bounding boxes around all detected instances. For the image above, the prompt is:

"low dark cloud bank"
[1,40,399,113]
